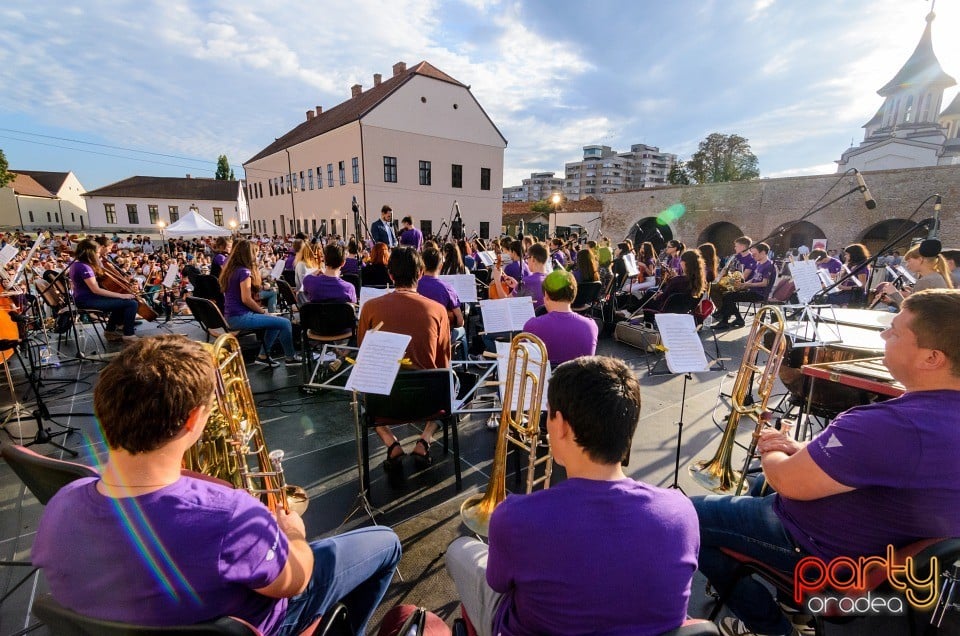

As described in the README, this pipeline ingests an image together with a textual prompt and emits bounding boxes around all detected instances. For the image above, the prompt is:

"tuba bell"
[183,333,308,514]
[689,305,787,494]
[460,333,552,537]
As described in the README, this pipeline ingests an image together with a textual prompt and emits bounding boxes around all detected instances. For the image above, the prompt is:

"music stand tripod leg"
[339,389,381,529]
[669,373,692,493]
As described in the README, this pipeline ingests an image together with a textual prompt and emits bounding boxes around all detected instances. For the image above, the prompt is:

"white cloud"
[765,163,837,178]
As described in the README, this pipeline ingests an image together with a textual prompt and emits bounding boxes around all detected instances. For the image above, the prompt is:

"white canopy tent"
[163,210,232,237]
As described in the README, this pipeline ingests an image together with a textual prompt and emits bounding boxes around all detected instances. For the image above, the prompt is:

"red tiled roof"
[83,176,239,201]
[245,61,506,164]
[14,170,70,194]
[11,174,56,198]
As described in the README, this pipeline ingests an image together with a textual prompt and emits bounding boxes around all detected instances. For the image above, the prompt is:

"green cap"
[543,268,574,294]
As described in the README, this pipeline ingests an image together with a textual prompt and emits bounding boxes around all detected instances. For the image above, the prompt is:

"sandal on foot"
[383,441,405,473]
[412,438,432,468]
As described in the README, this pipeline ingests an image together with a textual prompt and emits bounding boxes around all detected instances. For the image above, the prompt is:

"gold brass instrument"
[460,333,551,537]
[689,306,787,494]
[716,270,745,292]
[183,333,308,514]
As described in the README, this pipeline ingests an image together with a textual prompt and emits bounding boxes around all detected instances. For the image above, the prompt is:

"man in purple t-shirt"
[809,249,842,276]
[417,245,467,360]
[32,336,400,636]
[522,269,597,365]
[694,289,960,636]
[302,243,357,304]
[714,242,777,329]
[398,216,423,251]
[446,356,698,636]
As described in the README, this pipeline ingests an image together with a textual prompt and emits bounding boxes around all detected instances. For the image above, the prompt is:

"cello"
[99,258,159,321]
[487,244,518,300]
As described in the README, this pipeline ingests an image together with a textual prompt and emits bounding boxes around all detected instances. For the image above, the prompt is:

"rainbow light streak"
[82,427,202,606]
[656,203,686,226]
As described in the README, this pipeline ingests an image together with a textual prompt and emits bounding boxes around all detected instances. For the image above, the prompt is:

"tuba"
[689,306,787,494]
[183,333,308,514]
[460,333,552,537]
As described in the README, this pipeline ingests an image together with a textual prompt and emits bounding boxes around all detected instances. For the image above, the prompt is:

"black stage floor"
[0,317,909,635]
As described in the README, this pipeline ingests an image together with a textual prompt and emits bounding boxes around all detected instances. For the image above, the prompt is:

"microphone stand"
[813,194,940,302]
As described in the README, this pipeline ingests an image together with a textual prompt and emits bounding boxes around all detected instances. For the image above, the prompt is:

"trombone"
[460,333,551,537]
[689,306,787,495]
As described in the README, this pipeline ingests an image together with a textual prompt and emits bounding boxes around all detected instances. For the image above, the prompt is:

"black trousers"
[718,290,764,322]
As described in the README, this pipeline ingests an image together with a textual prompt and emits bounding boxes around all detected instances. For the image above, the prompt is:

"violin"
[487,244,516,300]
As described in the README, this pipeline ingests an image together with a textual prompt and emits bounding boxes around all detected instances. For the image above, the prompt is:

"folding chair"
[299,302,357,384]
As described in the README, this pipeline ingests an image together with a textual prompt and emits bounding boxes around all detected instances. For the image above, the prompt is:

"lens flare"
[656,203,686,226]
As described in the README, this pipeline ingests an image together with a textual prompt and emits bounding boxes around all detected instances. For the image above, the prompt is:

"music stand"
[669,372,693,493]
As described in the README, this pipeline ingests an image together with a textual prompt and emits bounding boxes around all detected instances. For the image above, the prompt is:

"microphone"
[918,195,943,257]
[351,196,359,214]
[453,200,462,222]
[854,170,877,209]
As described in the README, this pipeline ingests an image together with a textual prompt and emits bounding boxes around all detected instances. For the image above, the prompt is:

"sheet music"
[345,330,411,395]
[270,259,285,280]
[358,286,392,311]
[894,265,916,285]
[0,244,18,268]
[791,260,823,305]
[162,263,179,288]
[440,274,478,304]
[477,251,496,267]
[480,297,535,333]
[622,253,639,276]
[654,313,709,373]
[495,340,550,410]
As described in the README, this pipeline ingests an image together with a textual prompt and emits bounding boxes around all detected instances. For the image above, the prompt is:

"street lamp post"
[551,193,562,238]
[157,220,167,255]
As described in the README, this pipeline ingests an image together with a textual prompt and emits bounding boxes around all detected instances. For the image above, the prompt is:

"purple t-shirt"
[550,250,566,268]
[341,256,361,277]
[818,257,843,275]
[504,259,529,282]
[732,252,756,275]
[213,253,228,269]
[417,275,460,311]
[223,267,252,317]
[776,390,960,561]
[32,476,288,633]
[522,311,598,365]
[399,227,423,250]
[69,261,97,304]
[518,272,546,309]
[488,478,698,636]
[748,259,777,298]
[302,273,357,303]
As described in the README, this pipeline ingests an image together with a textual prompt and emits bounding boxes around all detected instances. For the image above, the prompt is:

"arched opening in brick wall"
[859,219,930,256]
[697,222,744,254]
[628,217,672,252]
[770,220,826,255]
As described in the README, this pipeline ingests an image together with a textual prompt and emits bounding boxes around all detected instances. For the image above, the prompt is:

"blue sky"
[1,0,957,191]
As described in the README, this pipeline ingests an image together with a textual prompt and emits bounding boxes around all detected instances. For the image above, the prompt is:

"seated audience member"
[358,247,451,468]
[32,335,401,635]
[418,246,467,360]
[522,269,598,365]
[713,242,776,329]
[302,243,357,304]
[694,289,960,636]
[446,356,699,636]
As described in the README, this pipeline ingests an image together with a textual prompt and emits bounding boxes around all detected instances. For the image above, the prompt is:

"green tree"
[530,199,554,214]
[215,154,234,181]
[685,133,759,184]
[0,149,13,189]
[668,160,690,185]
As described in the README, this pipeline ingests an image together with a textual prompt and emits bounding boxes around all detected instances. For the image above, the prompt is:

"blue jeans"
[691,493,804,635]
[278,526,401,636]
[452,326,468,361]
[260,289,278,313]
[227,311,295,358]
[77,296,138,336]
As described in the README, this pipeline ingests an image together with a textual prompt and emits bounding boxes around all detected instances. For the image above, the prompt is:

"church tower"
[837,7,957,171]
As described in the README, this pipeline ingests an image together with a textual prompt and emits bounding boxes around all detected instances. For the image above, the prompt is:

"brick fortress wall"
[600,164,960,254]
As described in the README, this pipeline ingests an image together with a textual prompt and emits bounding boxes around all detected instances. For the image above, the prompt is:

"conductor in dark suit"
[370,205,398,248]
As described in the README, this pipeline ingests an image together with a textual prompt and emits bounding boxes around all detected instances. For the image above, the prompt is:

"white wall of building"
[85,195,239,232]
[844,141,942,173]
